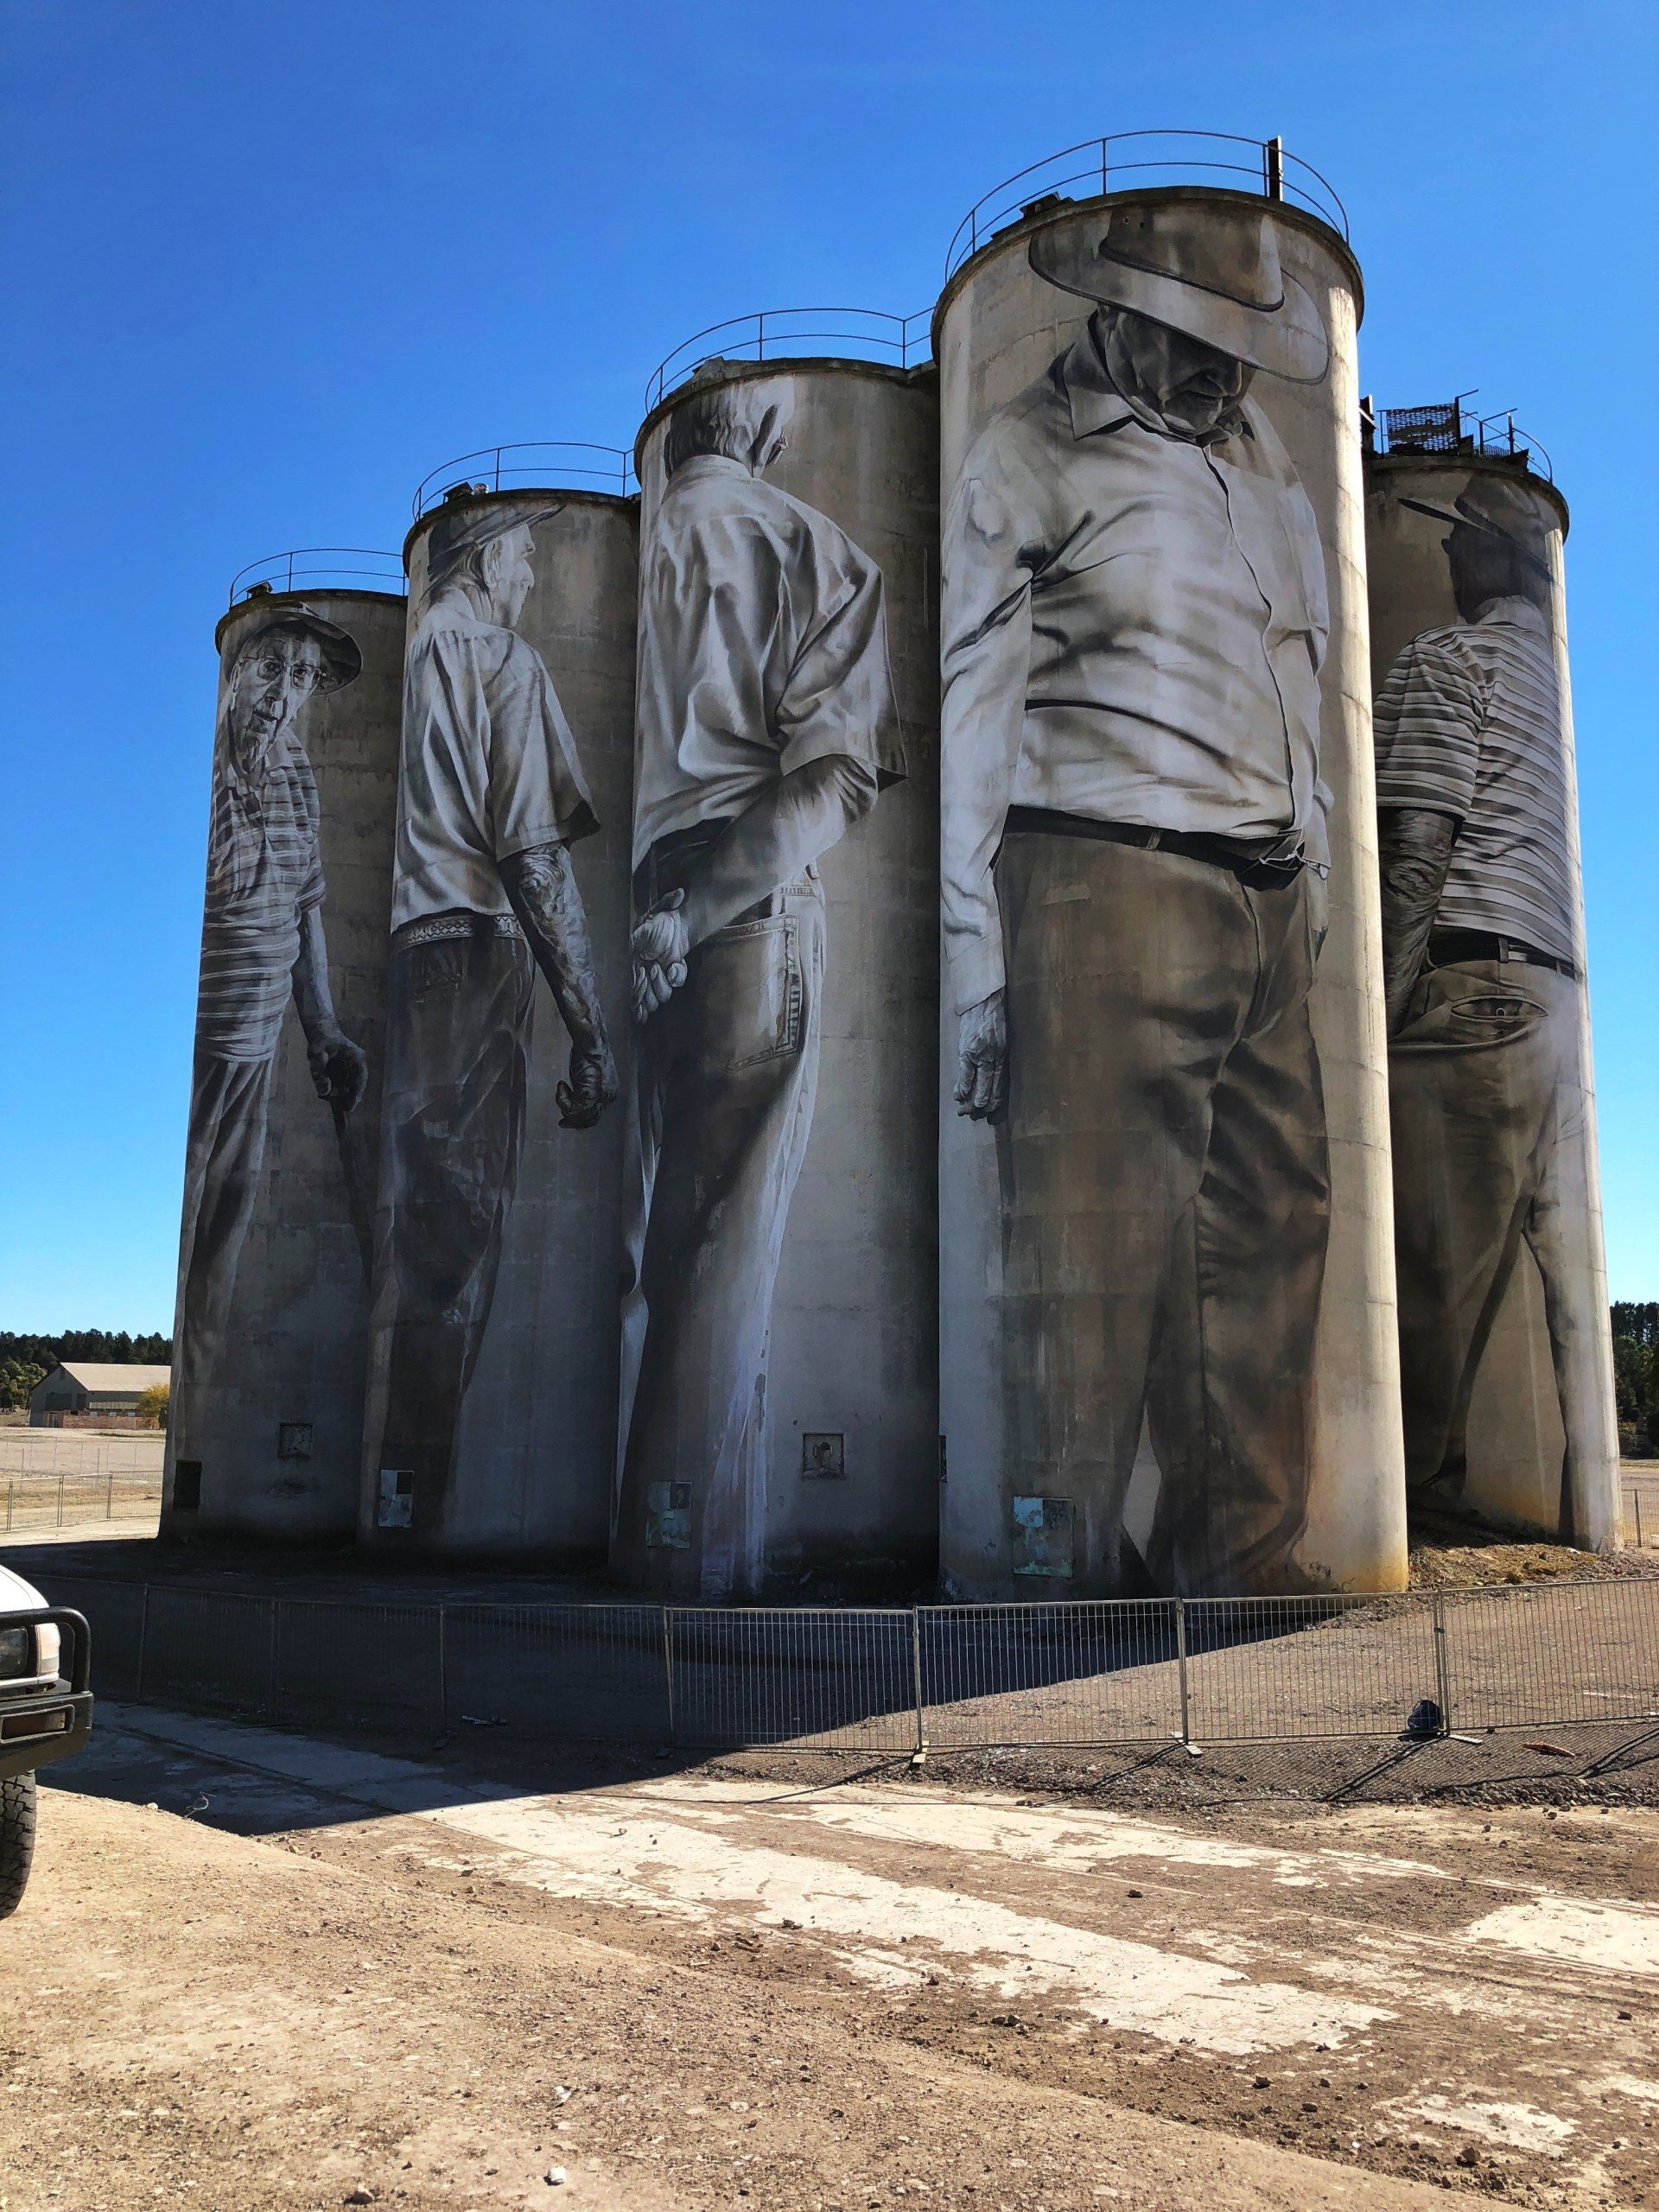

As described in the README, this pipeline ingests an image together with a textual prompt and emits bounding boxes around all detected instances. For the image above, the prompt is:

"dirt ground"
[3,1704,1656,2212]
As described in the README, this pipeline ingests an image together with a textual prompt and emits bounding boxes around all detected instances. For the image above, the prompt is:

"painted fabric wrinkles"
[392,585,598,931]
[940,327,1330,1011]
[632,454,904,866]
[1389,959,1589,1521]
[1372,595,1576,966]
[993,833,1328,1597]
[198,718,324,1060]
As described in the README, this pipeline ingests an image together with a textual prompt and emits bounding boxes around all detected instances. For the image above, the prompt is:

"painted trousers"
[1389,957,1586,1533]
[372,923,533,1541]
[995,830,1330,1598]
[174,1046,275,1455]
[613,862,824,1602]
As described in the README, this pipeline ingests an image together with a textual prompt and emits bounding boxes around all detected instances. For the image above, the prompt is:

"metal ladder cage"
[944,130,1350,281]
[1367,396,1554,482]
[644,308,934,414]
[410,442,638,522]
[227,548,406,609]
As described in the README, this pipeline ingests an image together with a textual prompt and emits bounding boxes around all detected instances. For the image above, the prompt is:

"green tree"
[135,1381,169,1432]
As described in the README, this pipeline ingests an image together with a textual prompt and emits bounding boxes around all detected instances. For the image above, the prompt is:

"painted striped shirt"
[196,720,324,1061]
[1372,594,1577,968]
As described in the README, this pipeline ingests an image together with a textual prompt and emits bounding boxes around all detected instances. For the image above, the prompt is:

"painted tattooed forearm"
[1377,806,1459,1033]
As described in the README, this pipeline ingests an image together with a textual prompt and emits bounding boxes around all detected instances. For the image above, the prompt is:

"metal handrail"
[1364,397,1554,484]
[227,548,404,609]
[944,130,1350,279]
[645,308,933,412]
[411,442,636,521]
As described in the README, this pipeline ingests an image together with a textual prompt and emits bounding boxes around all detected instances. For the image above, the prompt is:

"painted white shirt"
[939,327,1331,1010]
[632,454,904,868]
[392,586,597,931]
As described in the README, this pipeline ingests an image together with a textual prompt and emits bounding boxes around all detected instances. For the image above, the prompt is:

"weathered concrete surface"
[936,190,1407,1599]
[1365,455,1619,1549]
[358,489,638,1560]
[164,588,404,1544]
[626,362,941,1593]
[20,1703,1659,2209]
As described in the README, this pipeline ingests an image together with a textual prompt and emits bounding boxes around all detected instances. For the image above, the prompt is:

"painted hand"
[631,889,691,1024]
[954,989,1007,1122]
[308,1031,368,1114]
[557,1035,620,1128]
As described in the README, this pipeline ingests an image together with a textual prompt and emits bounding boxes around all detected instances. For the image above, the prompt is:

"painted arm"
[498,840,619,1128]
[291,904,367,1111]
[630,754,876,1022]
[1378,806,1459,1033]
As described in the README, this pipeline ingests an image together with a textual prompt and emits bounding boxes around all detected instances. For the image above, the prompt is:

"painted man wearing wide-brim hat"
[175,605,368,1458]
[941,200,1333,1598]
[1374,476,1594,1536]
[371,498,617,1542]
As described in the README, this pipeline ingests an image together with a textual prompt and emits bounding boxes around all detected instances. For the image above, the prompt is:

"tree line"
[1611,1301,1659,1448]
[0,1329,172,1412]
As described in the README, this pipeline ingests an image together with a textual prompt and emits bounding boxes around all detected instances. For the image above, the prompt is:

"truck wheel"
[0,1773,39,1918]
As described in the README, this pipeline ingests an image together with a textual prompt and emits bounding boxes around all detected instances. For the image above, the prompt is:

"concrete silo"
[164,556,407,1541]
[934,139,1407,1599]
[613,320,941,1599]
[1364,412,1619,1548]
[359,451,638,1559]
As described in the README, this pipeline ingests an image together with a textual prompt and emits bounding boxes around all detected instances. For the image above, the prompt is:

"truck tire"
[0,1772,38,1918]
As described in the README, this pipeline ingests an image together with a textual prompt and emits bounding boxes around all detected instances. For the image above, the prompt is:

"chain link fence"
[35,1573,1659,1757]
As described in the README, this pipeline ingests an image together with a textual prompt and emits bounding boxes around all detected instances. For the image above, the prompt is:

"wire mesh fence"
[32,1573,1659,1756]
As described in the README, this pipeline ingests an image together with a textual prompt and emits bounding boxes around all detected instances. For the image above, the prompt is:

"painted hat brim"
[1399,495,1554,582]
[237,606,363,691]
[1028,227,1330,385]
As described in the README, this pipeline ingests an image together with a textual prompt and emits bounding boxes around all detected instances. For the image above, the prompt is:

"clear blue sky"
[1,0,1652,1329]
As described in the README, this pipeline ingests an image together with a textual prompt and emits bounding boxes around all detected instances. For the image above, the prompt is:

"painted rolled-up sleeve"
[1373,632,1484,822]
[939,444,1039,1013]
[777,543,905,788]
[486,633,600,857]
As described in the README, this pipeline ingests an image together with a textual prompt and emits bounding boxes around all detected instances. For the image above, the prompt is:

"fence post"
[106,1467,114,1520]
[1432,1592,1453,1734]
[57,1471,65,1526]
[910,1608,926,1757]
[5,1481,10,1531]
[267,1598,281,1713]
[436,1606,448,1734]
[1174,1597,1192,1745]
[1264,136,1285,200]
[134,1586,150,1704]
[662,1608,677,1744]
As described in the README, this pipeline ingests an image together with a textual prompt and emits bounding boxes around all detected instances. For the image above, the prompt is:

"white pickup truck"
[0,1562,92,1918]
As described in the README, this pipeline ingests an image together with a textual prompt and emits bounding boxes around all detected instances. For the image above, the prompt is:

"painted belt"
[392,912,525,950]
[1003,807,1308,887]
[1427,929,1578,982]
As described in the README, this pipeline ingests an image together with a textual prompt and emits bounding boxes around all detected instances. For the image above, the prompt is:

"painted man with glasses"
[174,606,367,1456]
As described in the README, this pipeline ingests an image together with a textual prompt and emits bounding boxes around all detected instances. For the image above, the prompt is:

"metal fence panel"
[667,1607,916,1750]
[1441,1581,1659,1731]
[276,1599,443,1732]
[140,1586,282,1713]
[921,1600,1182,1748]
[444,1604,670,1742]
[39,1573,148,1700]
[1181,1595,1443,1743]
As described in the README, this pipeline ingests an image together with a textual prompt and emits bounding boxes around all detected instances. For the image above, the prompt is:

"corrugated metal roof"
[43,1363,171,1394]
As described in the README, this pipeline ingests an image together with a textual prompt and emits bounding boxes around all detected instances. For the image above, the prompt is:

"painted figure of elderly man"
[372,500,617,1541]
[942,202,1333,1598]
[614,378,904,1600]
[1374,480,1596,1537]
[174,607,367,1455]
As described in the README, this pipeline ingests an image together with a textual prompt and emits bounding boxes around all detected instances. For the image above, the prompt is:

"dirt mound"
[1408,1503,1658,1589]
